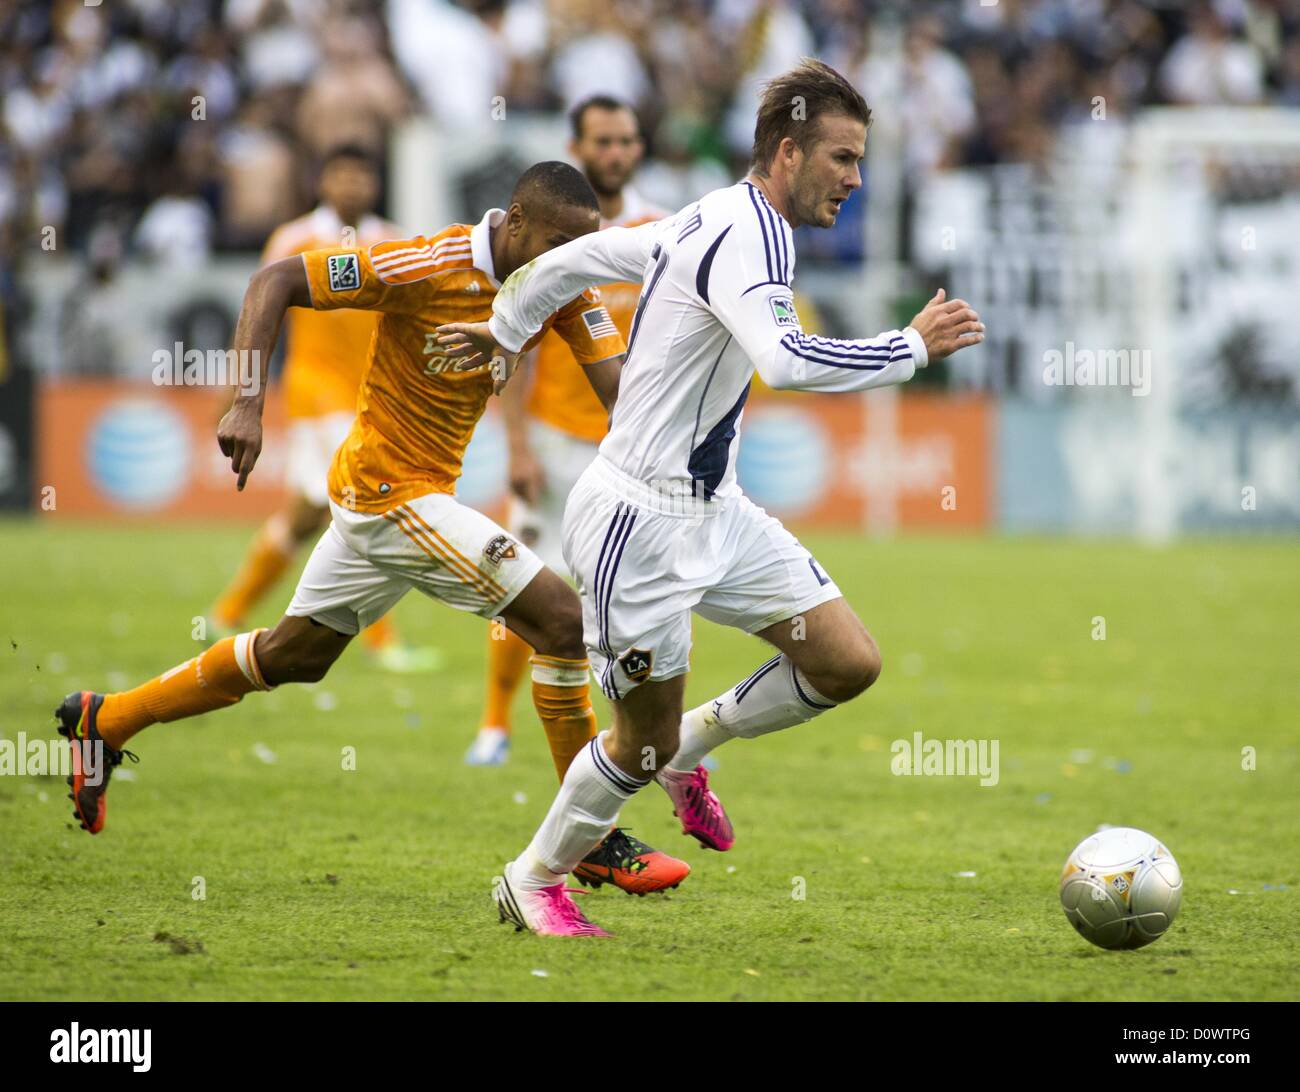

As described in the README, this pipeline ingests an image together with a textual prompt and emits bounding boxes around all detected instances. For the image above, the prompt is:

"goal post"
[1127,107,1300,543]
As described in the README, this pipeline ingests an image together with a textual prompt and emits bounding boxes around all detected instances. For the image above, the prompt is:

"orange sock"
[96,632,272,751]
[481,627,534,733]
[531,654,598,781]
[359,613,397,651]
[211,515,296,628]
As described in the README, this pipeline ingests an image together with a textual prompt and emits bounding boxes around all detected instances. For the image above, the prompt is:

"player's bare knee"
[256,618,342,685]
[814,636,881,703]
[847,635,883,697]
[534,593,586,661]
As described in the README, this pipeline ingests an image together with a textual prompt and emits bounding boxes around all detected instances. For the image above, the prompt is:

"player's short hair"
[319,143,377,172]
[569,94,638,141]
[750,59,872,175]
[511,161,600,218]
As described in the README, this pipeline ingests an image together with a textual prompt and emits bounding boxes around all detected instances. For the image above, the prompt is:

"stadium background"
[3,0,1298,535]
[2,0,1299,1006]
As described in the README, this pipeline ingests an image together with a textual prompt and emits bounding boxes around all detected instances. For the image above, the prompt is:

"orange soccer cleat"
[55,692,137,835]
[572,828,690,896]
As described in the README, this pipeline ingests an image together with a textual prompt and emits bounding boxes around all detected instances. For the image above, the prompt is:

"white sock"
[667,654,836,772]
[663,701,732,774]
[516,731,648,890]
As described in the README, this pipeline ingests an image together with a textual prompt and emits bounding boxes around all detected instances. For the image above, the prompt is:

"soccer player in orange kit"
[467,99,665,760]
[55,162,690,896]
[205,144,432,672]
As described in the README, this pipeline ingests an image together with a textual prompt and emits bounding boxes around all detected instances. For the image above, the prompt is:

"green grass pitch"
[0,519,1295,1000]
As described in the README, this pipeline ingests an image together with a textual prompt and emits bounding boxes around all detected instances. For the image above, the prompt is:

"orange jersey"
[264,207,401,419]
[303,209,627,513]
[527,191,667,443]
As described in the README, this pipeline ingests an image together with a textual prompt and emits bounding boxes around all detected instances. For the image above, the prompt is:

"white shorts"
[563,455,843,699]
[507,418,600,576]
[287,412,354,506]
[286,493,545,635]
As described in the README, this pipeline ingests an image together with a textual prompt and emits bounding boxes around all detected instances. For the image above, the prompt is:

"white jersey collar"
[470,207,507,285]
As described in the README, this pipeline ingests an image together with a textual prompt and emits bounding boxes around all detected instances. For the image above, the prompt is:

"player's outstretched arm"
[724,280,982,395]
[439,221,659,383]
[217,257,311,490]
[487,222,660,353]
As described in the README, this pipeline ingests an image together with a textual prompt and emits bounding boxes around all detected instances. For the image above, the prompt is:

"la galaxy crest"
[618,647,653,683]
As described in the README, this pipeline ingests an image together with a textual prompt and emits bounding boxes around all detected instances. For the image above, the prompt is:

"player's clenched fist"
[908,288,985,362]
[217,400,263,491]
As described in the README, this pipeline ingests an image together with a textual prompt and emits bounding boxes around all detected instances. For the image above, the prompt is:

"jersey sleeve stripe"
[745,183,775,283]
[372,239,471,272]
[748,183,792,284]
[781,334,909,369]
[764,200,787,283]
[372,237,471,265]
[374,252,472,280]
[801,332,909,352]
[784,332,912,361]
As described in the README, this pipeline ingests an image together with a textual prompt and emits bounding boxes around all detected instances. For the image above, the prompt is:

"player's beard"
[790,176,826,228]
[586,165,630,198]
[792,167,842,228]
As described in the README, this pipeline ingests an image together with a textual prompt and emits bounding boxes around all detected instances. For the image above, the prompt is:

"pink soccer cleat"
[657,764,735,851]
[494,860,613,937]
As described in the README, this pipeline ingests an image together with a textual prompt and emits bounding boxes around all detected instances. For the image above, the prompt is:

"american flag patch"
[581,306,618,340]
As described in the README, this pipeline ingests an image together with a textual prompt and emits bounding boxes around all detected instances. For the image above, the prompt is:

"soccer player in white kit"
[440,60,985,937]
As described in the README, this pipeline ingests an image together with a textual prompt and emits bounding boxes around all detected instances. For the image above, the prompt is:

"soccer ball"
[1059,827,1183,949]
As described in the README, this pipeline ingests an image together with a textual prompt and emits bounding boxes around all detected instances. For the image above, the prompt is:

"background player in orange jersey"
[205,144,435,673]
[57,162,689,896]
[466,98,668,781]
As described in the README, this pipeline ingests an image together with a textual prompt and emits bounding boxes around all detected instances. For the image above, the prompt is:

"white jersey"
[489,179,928,502]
